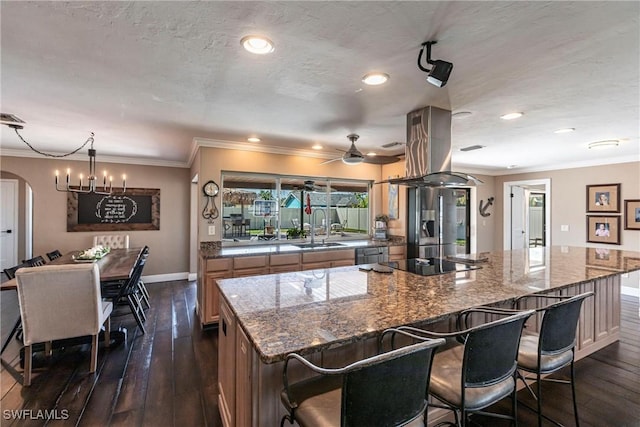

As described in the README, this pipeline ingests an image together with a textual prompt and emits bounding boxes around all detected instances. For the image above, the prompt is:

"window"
[221,172,371,244]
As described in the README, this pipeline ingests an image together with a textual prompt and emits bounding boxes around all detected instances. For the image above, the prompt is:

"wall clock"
[202,180,219,221]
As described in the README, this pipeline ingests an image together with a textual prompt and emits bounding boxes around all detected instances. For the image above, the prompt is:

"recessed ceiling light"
[366,152,377,156]
[240,35,275,54]
[312,143,323,150]
[554,128,575,134]
[500,112,524,120]
[460,145,484,152]
[362,73,389,86]
[247,137,261,143]
[507,165,518,169]
[452,111,473,119]
[588,140,619,149]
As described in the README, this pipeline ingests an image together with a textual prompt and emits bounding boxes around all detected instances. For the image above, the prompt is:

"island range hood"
[385,106,481,187]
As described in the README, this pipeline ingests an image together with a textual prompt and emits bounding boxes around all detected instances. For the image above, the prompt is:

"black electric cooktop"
[381,258,480,277]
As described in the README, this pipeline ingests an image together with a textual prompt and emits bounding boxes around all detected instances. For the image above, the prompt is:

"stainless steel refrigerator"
[407,187,458,259]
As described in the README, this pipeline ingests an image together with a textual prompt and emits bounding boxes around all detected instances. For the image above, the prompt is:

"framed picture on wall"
[586,215,621,245]
[623,199,640,230]
[586,183,620,213]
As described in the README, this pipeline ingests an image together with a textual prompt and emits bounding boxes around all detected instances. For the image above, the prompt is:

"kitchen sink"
[292,242,347,249]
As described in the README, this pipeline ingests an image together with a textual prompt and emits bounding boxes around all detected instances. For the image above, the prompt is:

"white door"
[1,179,18,270]
[510,185,527,250]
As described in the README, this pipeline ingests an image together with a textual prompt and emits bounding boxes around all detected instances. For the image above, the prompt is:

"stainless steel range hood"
[385,106,481,187]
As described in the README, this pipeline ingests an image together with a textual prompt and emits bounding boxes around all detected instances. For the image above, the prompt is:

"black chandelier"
[1,114,126,195]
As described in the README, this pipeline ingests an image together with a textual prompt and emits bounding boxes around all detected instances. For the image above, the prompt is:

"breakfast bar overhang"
[216,246,640,427]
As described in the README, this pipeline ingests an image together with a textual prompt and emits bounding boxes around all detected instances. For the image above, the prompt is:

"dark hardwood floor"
[1,281,638,426]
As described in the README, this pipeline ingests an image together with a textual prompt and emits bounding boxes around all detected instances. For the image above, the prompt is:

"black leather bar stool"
[280,330,445,426]
[396,308,535,427]
[511,292,594,427]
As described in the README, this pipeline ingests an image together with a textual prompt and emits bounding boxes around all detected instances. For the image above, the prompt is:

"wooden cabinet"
[269,253,300,273]
[233,255,269,277]
[198,258,232,325]
[218,298,237,427]
[389,244,406,261]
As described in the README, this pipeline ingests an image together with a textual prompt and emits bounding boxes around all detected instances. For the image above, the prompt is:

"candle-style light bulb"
[109,176,113,191]
[55,170,59,185]
[79,173,83,189]
[66,168,71,185]
[122,174,126,192]
[103,171,107,188]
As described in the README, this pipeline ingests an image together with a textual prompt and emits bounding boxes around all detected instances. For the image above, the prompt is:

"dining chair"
[511,292,594,427]
[14,263,113,386]
[22,256,46,267]
[46,250,62,261]
[395,308,535,427]
[280,330,445,427]
[101,249,148,333]
[93,234,130,249]
[1,262,30,355]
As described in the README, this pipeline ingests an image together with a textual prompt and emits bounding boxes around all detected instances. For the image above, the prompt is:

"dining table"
[0,247,144,357]
[1,247,143,291]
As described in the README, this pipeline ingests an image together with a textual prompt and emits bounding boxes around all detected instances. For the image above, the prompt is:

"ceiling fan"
[320,134,401,165]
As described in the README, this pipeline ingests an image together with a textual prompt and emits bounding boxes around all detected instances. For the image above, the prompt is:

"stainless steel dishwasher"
[355,246,389,264]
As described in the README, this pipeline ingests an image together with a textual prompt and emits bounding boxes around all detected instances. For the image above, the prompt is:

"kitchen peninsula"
[216,246,640,427]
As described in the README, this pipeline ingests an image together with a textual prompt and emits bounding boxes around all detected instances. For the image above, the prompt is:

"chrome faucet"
[310,209,327,245]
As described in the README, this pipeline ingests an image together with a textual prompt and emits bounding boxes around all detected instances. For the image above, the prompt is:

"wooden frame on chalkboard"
[67,187,160,232]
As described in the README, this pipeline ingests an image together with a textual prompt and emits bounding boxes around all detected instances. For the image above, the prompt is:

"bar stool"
[511,292,594,427]
[396,308,535,427]
[280,330,445,426]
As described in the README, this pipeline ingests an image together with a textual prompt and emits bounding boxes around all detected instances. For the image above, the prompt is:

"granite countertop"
[217,246,640,364]
[200,236,405,259]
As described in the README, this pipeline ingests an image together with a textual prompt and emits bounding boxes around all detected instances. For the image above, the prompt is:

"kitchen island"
[216,246,640,427]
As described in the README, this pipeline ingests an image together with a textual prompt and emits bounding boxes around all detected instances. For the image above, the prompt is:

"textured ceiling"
[1,1,638,173]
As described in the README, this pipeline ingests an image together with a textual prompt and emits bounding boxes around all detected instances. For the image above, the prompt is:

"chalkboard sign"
[67,188,160,232]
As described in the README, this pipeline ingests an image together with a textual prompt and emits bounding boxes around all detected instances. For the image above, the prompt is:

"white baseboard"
[141,272,190,284]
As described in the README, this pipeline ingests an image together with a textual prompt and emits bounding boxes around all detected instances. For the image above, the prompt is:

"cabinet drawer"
[301,261,331,271]
[233,266,269,278]
[331,259,354,268]
[270,253,300,266]
[233,255,268,270]
[389,245,406,256]
[302,249,354,264]
[207,257,233,272]
[270,265,300,274]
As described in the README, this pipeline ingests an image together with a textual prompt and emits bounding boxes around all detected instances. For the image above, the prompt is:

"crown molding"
[455,155,639,176]
[192,137,336,161]
[0,148,188,168]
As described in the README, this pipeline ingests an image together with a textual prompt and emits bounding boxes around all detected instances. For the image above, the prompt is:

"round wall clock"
[202,180,219,221]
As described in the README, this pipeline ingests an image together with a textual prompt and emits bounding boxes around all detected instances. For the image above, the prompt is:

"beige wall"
[196,147,384,243]
[494,161,640,251]
[0,156,191,276]
[472,173,497,253]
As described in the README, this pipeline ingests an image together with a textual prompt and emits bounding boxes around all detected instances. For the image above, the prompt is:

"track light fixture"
[417,41,453,87]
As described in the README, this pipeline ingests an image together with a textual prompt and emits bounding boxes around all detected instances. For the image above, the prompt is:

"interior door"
[510,185,527,250]
[1,179,18,270]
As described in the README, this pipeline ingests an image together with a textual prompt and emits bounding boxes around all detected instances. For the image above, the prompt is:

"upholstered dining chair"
[396,308,535,427]
[15,263,113,386]
[93,234,130,249]
[280,330,445,427]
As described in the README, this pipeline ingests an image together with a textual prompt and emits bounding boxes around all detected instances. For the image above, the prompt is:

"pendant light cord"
[13,127,94,158]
